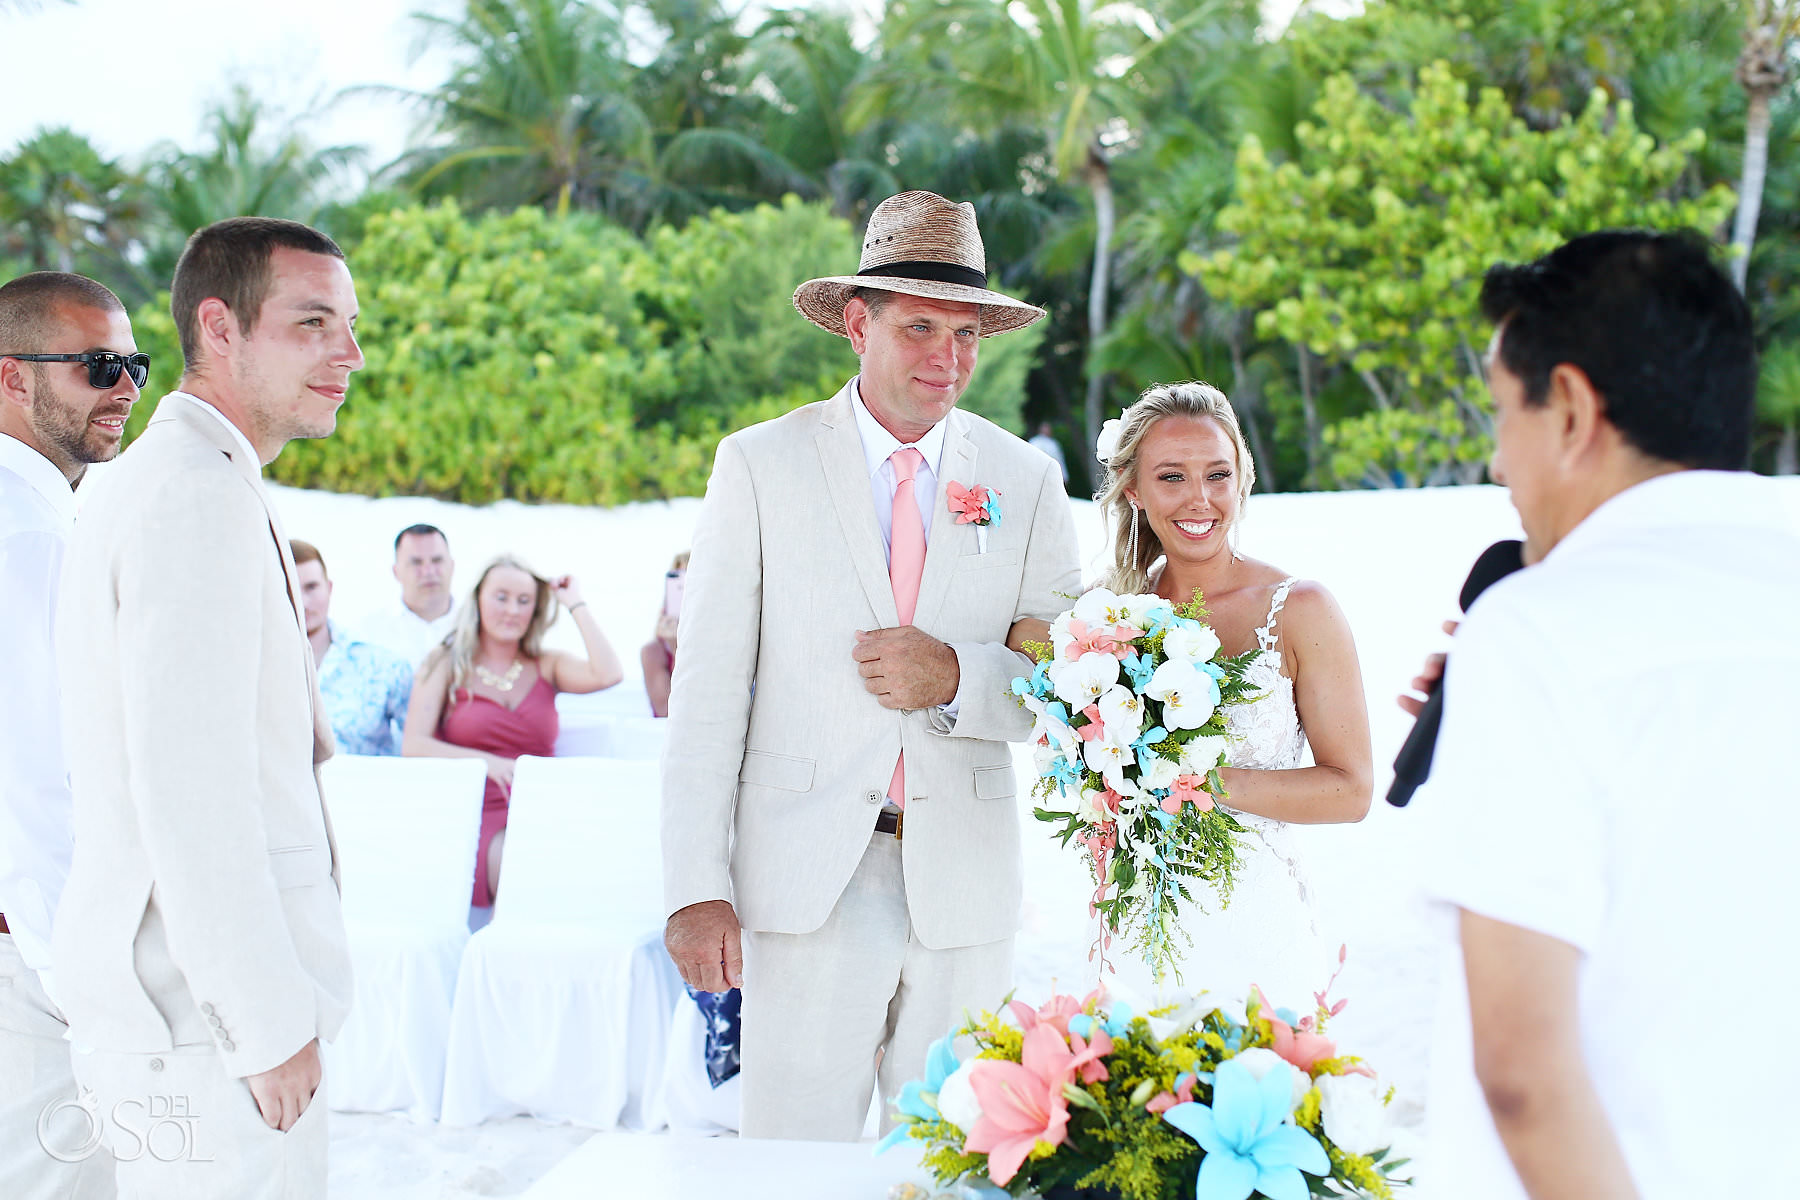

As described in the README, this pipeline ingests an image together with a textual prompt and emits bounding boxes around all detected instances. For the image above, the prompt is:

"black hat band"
[857,260,988,290]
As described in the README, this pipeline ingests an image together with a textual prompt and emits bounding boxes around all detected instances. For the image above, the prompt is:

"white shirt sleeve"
[1412,594,1608,954]
[0,529,74,981]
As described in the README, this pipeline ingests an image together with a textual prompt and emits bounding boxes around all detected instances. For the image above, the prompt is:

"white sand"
[269,474,1797,1196]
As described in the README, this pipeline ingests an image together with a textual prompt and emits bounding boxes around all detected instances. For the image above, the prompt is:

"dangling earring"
[1127,501,1140,568]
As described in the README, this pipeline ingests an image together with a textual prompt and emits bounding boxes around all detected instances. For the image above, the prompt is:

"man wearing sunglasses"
[54,217,362,1200]
[0,269,139,1200]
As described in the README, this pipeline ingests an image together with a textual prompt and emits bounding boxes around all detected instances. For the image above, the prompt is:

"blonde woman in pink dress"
[404,555,623,907]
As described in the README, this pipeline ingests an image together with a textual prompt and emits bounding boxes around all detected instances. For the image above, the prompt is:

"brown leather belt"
[874,809,903,839]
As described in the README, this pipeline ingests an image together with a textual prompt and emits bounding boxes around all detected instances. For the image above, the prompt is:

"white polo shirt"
[1412,470,1800,1199]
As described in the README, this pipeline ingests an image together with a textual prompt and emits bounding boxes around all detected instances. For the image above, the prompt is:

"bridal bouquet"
[1011,588,1261,984]
[880,973,1409,1200]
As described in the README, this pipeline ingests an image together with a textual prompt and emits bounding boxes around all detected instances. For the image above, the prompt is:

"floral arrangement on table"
[1011,587,1262,984]
[880,971,1409,1200]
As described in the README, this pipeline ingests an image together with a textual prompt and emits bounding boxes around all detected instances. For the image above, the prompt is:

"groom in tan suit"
[54,218,362,1197]
[662,192,1080,1140]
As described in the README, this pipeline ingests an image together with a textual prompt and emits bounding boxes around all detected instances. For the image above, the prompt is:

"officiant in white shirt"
[1411,230,1800,1200]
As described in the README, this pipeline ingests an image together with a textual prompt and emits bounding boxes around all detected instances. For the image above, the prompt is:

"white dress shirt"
[0,432,78,986]
[355,601,458,669]
[849,378,965,717]
[1412,470,1800,1200]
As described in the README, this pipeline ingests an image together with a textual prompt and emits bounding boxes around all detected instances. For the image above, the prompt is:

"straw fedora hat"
[793,191,1045,338]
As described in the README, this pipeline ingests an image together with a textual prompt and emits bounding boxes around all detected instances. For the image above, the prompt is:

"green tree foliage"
[1198,62,1736,486]
[123,197,1039,503]
[0,128,146,297]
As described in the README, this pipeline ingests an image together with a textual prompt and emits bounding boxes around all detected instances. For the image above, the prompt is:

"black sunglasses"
[2,351,151,389]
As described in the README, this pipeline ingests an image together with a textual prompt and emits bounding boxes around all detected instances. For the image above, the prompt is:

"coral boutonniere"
[947,482,1001,552]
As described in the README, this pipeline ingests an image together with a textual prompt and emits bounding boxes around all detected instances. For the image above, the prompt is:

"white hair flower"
[1093,406,1136,464]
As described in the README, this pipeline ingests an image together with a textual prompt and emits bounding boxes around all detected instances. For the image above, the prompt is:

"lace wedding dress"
[1101,578,1331,1010]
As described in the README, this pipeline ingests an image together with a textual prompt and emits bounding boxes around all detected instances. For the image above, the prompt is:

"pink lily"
[1075,703,1107,743]
[964,1025,1076,1183]
[1253,986,1338,1074]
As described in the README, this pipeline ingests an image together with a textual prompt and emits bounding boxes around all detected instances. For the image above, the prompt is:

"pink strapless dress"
[437,675,559,905]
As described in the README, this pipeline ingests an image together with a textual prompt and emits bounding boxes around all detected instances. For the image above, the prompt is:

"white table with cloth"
[521,1133,935,1200]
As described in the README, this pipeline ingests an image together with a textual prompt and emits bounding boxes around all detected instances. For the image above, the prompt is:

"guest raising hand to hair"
[404,556,622,908]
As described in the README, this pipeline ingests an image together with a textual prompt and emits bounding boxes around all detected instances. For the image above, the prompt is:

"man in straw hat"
[661,191,1080,1139]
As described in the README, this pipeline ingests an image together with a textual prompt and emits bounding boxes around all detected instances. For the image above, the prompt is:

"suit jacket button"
[200,1003,215,1016]
[149,1058,164,1072]
[864,790,881,805]
[209,1015,223,1028]
[221,1040,236,1053]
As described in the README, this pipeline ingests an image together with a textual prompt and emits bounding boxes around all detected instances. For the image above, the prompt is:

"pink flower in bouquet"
[1253,986,1338,1074]
[1076,703,1108,743]
[965,1023,1114,1184]
[1145,1073,1197,1115]
[1068,1029,1113,1084]
[1063,619,1142,661]
[1159,774,1215,815]
[1008,994,1084,1038]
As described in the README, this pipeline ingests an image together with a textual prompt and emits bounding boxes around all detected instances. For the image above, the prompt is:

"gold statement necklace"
[474,658,525,692]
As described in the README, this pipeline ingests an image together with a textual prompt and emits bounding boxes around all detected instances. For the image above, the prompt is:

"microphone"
[1385,540,1526,808]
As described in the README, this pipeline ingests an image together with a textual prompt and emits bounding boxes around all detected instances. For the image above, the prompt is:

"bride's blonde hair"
[1096,382,1257,594]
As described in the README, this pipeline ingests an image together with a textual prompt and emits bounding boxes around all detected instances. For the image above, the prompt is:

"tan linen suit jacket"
[661,382,1081,949]
[53,395,351,1078]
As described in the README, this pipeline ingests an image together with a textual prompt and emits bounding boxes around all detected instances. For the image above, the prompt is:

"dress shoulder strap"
[1255,577,1299,654]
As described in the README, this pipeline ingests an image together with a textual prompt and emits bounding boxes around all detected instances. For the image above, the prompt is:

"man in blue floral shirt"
[293,540,412,756]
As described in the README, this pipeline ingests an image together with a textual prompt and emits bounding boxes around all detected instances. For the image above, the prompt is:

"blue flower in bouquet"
[1068,1002,1134,1042]
[1162,1056,1329,1200]
[878,1032,961,1152]
[1121,650,1156,691]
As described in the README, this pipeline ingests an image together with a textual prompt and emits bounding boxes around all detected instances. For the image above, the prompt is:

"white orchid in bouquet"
[1011,587,1262,984]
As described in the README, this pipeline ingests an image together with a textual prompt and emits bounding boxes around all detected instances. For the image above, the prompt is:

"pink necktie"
[887,446,926,807]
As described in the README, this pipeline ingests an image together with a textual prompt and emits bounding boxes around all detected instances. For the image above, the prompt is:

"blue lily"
[1044,699,1071,725]
[1162,1057,1329,1200]
[1010,675,1032,698]
[1032,660,1053,696]
[1121,650,1156,691]
[877,1032,961,1153]
[984,494,1003,527]
[1200,661,1226,682]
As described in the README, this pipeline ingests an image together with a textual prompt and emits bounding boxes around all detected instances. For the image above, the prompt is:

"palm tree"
[0,127,146,285]
[857,0,1240,453]
[150,86,362,231]
[1731,0,1800,292]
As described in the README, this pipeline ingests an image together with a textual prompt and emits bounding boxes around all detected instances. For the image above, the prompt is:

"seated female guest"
[404,555,623,907]
[641,550,687,718]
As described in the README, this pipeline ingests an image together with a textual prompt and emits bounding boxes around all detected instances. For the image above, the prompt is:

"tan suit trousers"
[738,832,1011,1141]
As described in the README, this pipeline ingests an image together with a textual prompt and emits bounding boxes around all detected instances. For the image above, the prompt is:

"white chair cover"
[318,755,486,1121]
[439,756,682,1128]
[552,707,670,761]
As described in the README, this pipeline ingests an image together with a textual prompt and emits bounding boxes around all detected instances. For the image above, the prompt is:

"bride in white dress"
[1013,382,1374,1008]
